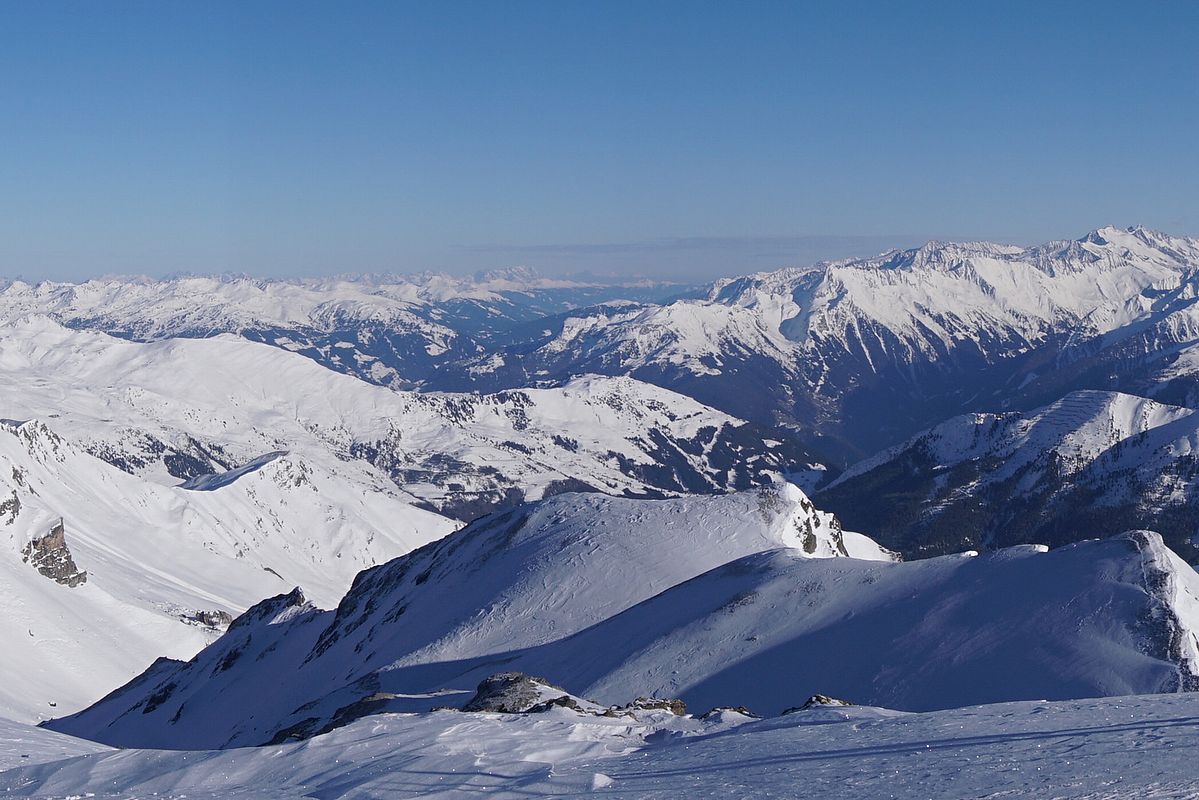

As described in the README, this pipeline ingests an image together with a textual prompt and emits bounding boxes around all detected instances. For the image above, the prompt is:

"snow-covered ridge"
[51,489,1199,751]
[50,484,889,748]
[0,408,456,723]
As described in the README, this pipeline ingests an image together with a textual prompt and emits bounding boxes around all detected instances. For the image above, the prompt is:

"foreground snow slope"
[0,717,108,771]
[820,389,1199,558]
[13,694,1199,798]
[52,485,884,748]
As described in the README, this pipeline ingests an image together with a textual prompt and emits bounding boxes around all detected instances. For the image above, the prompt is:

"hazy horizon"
[0,225,1187,285]
[2,1,1196,282]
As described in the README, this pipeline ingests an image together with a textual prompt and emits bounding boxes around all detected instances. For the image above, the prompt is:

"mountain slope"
[0,412,459,723]
[0,270,690,387]
[49,484,887,748]
[433,226,1199,458]
[0,317,822,518]
[819,389,1199,558]
[515,531,1199,714]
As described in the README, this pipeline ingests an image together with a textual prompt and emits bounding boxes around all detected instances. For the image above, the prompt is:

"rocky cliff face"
[21,520,86,588]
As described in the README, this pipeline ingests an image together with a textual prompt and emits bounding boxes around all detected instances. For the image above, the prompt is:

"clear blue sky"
[2,1,1196,281]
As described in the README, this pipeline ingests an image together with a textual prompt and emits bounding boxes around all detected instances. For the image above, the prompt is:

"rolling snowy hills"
[0,317,819,518]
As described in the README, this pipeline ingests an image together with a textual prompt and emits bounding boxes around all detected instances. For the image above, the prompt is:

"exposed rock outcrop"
[22,520,87,587]
[462,672,567,714]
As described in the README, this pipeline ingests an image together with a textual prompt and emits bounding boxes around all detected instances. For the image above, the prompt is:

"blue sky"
[1,1,1196,281]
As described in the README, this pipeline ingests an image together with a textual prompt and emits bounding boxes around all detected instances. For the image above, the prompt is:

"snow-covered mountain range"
[435,226,1199,456]
[14,226,1199,463]
[0,317,815,517]
[0,270,690,388]
[0,316,816,721]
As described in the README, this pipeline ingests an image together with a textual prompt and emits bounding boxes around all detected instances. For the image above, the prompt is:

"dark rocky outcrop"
[22,520,87,587]
[0,491,19,525]
[782,694,853,714]
[462,672,567,714]
[700,706,758,719]
[187,610,234,629]
[617,697,687,716]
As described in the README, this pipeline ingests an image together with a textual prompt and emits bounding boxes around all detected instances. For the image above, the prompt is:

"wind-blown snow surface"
[0,717,108,771]
[11,695,1199,798]
[51,485,890,749]
[820,389,1199,558]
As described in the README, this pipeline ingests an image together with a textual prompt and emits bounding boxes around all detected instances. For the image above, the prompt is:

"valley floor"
[4,692,1199,798]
